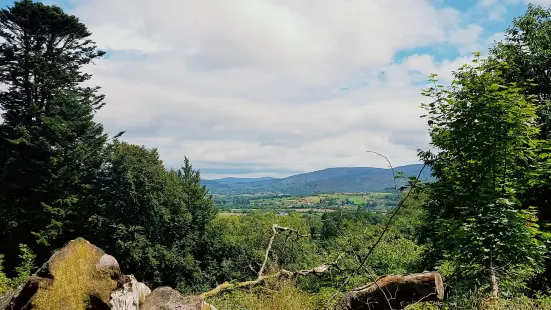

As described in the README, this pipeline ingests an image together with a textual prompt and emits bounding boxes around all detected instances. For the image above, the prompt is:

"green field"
[214,192,400,215]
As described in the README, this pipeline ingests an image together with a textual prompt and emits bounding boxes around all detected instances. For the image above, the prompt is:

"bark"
[487,265,500,310]
[489,266,499,299]
[337,272,445,310]
[200,263,332,299]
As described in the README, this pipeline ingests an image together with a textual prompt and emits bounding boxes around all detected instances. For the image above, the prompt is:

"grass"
[207,277,326,310]
[207,275,551,310]
[405,295,551,310]
[32,238,117,310]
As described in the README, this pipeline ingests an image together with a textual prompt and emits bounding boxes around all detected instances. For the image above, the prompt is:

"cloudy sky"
[2,0,547,178]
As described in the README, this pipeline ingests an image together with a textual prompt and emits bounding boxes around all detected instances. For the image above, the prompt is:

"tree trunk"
[338,272,445,310]
[489,267,499,299]
[487,265,500,310]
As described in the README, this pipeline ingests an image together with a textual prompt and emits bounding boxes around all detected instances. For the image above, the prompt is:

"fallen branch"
[200,223,323,299]
[200,262,333,299]
[337,272,444,310]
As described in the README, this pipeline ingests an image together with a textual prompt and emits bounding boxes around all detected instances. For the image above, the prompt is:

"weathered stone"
[141,287,216,310]
[97,254,121,278]
[0,238,216,310]
[1,238,118,310]
[0,277,53,310]
[109,274,151,310]
[137,282,152,305]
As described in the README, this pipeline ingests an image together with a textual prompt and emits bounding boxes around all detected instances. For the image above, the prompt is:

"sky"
[0,0,548,179]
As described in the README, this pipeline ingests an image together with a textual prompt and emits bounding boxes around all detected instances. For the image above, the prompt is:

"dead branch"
[200,223,319,299]
[200,262,333,299]
[338,272,444,310]
[258,224,311,277]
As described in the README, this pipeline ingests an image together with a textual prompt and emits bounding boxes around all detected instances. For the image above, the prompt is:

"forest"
[1,0,551,309]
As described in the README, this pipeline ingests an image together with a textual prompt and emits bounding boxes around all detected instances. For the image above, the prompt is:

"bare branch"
[258,224,311,277]
[366,151,399,193]
[201,261,339,299]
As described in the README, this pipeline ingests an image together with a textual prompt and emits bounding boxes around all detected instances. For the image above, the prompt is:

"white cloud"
[65,0,490,178]
[447,24,484,55]
[488,31,506,44]
[476,0,508,21]
[522,0,551,4]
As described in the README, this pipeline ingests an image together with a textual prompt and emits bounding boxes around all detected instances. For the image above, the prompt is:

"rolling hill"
[201,164,433,195]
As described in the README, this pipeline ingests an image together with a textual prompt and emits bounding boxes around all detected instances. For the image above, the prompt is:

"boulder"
[109,274,151,310]
[1,238,120,310]
[0,237,215,310]
[141,287,216,310]
[97,254,121,278]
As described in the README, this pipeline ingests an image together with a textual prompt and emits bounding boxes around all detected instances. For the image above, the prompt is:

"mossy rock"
[2,238,119,310]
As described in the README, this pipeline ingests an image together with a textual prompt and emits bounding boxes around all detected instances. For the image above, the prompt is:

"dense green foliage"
[0,0,108,272]
[0,0,218,293]
[0,244,36,295]
[488,4,551,289]
[419,56,546,297]
[82,142,217,289]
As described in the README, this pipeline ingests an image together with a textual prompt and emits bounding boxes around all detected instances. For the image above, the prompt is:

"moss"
[32,238,117,310]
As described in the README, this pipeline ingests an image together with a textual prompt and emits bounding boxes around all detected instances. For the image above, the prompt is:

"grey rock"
[110,274,151,310]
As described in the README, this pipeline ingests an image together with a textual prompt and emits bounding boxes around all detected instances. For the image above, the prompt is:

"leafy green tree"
[87,141,220,291]
[490,4,551,140]
[319,209,382,240]
[419,55,546,298]
[0,256,11,296]
[87,142,192,287]
[0,0,108,272]
[489,4,551,285]
[177,158,218,260]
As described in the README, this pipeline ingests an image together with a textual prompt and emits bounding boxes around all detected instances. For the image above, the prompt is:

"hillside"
[201,164,433,195]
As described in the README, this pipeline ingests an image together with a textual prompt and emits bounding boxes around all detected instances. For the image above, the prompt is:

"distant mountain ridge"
[201,164,433,195]
[213,177,276,184]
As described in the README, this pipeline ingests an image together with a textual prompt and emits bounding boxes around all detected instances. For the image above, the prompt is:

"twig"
[366,151,399,193]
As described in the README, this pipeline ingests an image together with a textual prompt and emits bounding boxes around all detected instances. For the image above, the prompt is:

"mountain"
[201,164,433,195]
[212,177,276,184]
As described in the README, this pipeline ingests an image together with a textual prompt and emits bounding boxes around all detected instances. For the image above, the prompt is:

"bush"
[0,244,37,296]
[0,255,10,296]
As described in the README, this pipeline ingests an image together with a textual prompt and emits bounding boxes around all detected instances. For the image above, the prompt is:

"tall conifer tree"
[0,0,107,271]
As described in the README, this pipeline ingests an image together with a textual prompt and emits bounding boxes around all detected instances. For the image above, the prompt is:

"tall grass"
[207,277,332,310]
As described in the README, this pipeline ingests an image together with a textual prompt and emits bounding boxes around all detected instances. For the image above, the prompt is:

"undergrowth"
[207,277,336,310]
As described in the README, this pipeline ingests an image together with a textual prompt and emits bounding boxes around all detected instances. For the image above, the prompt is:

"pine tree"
[0,0,107,272]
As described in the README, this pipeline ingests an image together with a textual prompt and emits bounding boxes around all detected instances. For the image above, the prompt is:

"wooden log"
[338,272,444,310]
